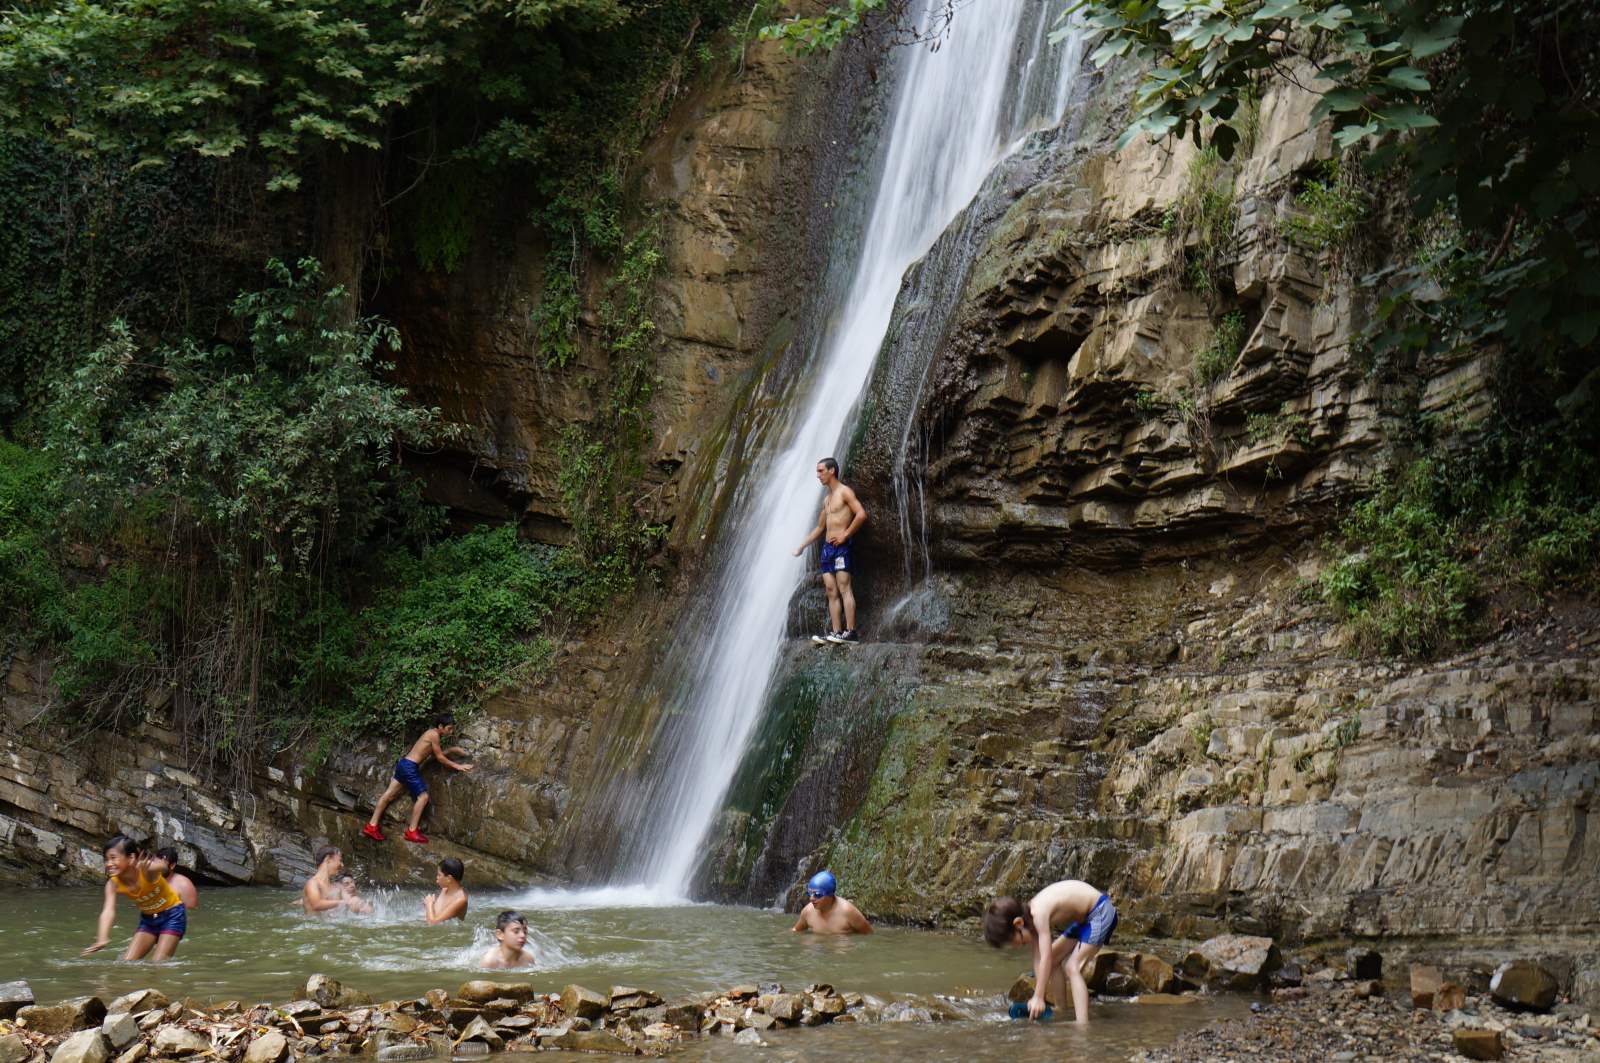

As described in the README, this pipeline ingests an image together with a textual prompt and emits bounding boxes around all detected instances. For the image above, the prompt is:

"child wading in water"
[423,858,468,924]
[985,879,1119,1023]
[478,910,537,969]
[363,713,474,844]
[83,835,188,961]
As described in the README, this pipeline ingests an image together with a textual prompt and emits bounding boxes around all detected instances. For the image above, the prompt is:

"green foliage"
[408,164,482,275]
[1168,147,1236,296]
[1282,157,1374,273]
[1070,0,1600,415]
[1245,405,1311,445]
[1320,422,1600,657]
[0,439,63,642]
[48,258,442,576]
[339,526,597,741]
[559,225,665,564]
[1194,310,1246,386]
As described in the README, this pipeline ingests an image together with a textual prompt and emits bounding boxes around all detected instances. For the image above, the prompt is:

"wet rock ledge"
[0,975,878,1061]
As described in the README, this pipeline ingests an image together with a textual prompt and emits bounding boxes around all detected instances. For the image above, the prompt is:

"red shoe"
[403,829,429,844]
[361,823,386,842]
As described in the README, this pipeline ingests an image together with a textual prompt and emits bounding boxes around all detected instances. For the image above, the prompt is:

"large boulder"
[1452,1028,1504,1060]
[106,992,165,1018]
[1179,935,1282,991]
[455,1018,502,1051]
[151,1026,209,1057]
[558,985,607,1020]
[101,1015,140,1051]
[0,982,34,1020]
[1489,961,1558,1012]
[543,1029,633,1054]
[303,975,370,1010]
[51,1030,108,1063]
[0,1035,30,1063]
[21,998,108,1035]
[241,1030,287,1063]
[1409,965,1442,1008]
[607,987,661,1012]
[456,982,533,1005]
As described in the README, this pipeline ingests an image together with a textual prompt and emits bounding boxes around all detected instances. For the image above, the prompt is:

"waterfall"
[613,0,1084,898]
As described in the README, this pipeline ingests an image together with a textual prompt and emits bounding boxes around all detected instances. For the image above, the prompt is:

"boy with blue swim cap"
[791,870,873,934]
[984,879,1119,1024]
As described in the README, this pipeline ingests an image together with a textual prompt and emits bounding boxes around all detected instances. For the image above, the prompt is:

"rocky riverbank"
[0,974,898,1062]
[1135,980,1599,1062]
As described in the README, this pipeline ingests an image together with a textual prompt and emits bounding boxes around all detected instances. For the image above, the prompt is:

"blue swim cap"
[806,870,837,897]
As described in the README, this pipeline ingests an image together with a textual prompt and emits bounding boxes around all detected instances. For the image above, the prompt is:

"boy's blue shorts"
[394,757,427,798]
[819,540,853,575]
[137,903,187,939]
[1061,894,1118,947]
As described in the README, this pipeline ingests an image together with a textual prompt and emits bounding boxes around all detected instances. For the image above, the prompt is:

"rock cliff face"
[693,61,1598,996]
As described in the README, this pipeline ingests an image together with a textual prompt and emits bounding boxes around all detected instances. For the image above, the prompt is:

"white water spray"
[614,0,1084,898]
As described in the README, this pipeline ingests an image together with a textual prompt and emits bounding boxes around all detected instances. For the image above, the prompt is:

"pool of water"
[7,885,1244,1060]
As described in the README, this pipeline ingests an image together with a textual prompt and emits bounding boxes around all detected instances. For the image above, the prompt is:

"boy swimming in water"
[984,879,1119,1024]
[363,712,474,844]
[478,910,537,969]
[82,835,188,961]
[303,846,354,915]
[423,858,468,924]
[336,874,374,914]
[150,846,199,912]
[790,870,873,935]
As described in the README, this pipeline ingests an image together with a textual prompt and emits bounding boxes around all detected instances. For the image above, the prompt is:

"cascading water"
[612,0,1084,898]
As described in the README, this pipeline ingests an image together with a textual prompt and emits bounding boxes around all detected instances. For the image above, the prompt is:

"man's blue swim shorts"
[394,756,428,798]
[137,903,187,939]
[1061,894,1118,947]
[819,540,853,575]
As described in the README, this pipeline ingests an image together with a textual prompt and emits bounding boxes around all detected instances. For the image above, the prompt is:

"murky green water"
[7,885,1244,1060]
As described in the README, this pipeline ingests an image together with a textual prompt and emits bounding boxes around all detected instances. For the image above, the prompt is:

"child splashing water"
[477,910,537,969]
[83,835,188,961]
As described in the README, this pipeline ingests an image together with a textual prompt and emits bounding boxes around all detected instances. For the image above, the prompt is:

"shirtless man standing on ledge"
[792,456,868,644]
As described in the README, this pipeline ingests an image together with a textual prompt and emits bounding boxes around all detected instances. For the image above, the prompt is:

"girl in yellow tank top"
[83,835,189,962]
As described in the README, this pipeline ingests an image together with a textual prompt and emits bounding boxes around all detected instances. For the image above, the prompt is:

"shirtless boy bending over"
[362,712,474,844]
[791,871,872,935]
[984,879,1119,1023]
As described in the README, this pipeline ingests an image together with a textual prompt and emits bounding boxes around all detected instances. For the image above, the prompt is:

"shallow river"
[8,885,1245,1060]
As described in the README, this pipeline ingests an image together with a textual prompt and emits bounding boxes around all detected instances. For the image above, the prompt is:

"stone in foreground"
[457,982,533,1005]
[376,1046,432,1063]
[559,985,608,1021]
[106,992,167,1018]
[0,982,34,1021]
[1409,965,1442,1009]
[21,998,108,1035]
[51,1030,108,1063]
[1489,961,1558,1012]
[1452,1028,1504,1060]
[544,1029,634,1054]
[242,1030,288,1063]
[152,1026,209,1057]
[101,1014,140,1050]
[1179,935,1282,991]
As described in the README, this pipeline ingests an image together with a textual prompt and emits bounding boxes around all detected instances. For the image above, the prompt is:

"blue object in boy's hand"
[1008,1000,1052,1021]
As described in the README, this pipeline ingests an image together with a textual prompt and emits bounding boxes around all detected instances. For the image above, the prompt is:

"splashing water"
[602,0,1085,899]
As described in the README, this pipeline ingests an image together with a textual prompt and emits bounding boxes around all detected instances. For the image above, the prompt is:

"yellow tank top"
[114,866,181,916]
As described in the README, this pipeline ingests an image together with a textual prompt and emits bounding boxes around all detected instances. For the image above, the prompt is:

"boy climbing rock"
[363,713,473,844]
[984,879,1119,1024]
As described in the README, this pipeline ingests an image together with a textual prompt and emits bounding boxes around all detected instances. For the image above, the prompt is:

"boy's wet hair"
[153,846,181,869]
[495,910,527,932]
[314,845,341,868]
[818,457,839,473]
[433,712,456,729]
[439,857,465,882]
[983,896,1026,947]
[104,833,139,857]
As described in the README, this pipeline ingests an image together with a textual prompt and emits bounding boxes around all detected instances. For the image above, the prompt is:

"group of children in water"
[83,712,1120,1023]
